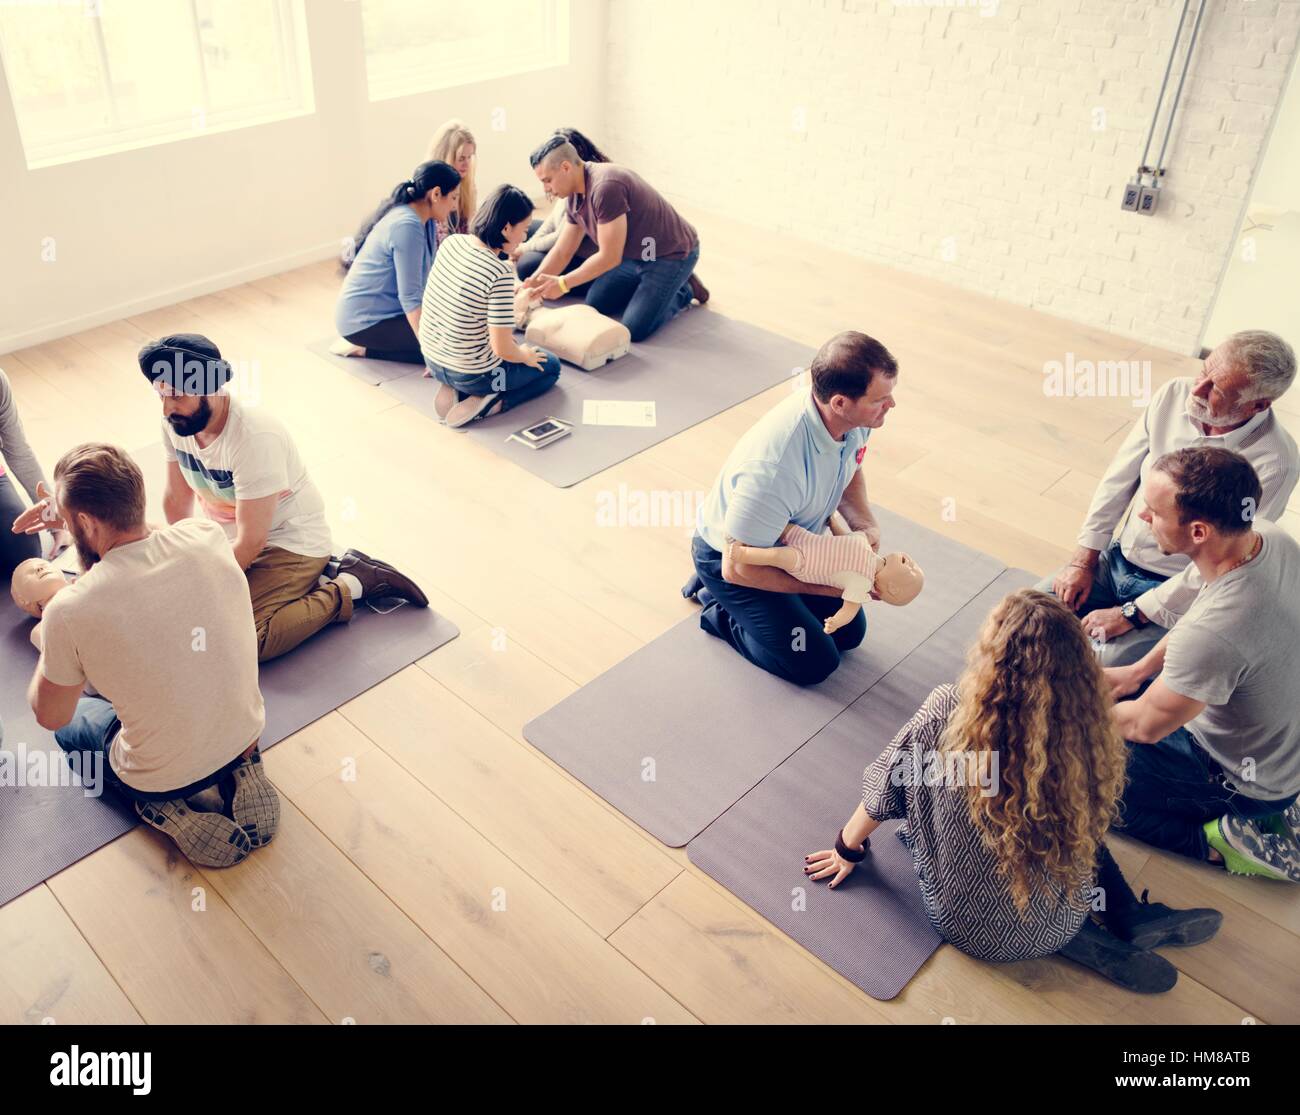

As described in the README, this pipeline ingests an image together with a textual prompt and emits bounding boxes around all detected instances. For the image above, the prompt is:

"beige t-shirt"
[40,519,265,792]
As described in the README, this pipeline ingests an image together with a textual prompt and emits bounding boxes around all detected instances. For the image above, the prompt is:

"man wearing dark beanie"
[138,333,428,661]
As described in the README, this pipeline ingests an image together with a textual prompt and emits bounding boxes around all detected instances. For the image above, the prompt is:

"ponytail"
[343,160,461,269]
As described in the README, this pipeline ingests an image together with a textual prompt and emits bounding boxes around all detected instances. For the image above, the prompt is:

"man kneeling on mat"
[139,333,428,661]
[25,444,277,867]
[806,589,1222,994]
[683,331,895,686]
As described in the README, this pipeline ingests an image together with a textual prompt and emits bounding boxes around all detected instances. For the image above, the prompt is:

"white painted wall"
[603,0,1300,355]
[0,0,607,352]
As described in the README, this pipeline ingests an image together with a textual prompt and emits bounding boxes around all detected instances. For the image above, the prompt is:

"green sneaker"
[1204,816,1300,882]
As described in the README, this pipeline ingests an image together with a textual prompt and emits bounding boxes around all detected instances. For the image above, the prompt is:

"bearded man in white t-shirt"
[138,334,428,662]
[25,443,277,867]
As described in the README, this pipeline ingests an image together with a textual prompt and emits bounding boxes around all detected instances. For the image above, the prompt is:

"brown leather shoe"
[336,549,429,607]
[688,272,710,305]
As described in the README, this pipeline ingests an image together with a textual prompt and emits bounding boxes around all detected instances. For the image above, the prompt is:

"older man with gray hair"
[1044,329,1298,665]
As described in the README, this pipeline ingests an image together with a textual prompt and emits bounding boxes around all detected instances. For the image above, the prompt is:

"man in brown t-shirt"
[525,135,707,342]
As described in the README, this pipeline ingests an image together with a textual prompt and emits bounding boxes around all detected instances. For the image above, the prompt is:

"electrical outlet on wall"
[1138,183,1160,214]
[1121,180,1142,211]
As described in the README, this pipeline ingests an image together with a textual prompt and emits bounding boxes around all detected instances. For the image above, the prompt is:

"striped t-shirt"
[419,233,517,375]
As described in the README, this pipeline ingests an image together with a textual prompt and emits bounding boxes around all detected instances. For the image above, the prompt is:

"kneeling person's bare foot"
[134,799,252,867]
[336,548,429,607]
[329,338,365,358]
[434,382,457,420]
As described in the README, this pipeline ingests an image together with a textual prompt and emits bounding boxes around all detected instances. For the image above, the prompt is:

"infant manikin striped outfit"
[782,524,882,602]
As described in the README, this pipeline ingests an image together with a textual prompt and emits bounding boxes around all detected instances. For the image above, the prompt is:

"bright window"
[0,0,314,169]
[361,0,569,102]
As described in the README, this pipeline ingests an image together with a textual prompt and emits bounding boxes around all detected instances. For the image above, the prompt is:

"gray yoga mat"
[0,593,457,910]
[686,568,1037,1001]
[380,307,816,488]
[522,506,1005,846]
[307,337,420,385]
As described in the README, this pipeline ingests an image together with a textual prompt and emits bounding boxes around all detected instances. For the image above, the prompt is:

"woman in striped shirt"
[805,588,1222,993]
[419,185,561,429]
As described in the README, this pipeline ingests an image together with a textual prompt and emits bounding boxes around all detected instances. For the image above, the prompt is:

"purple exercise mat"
[686,569,1038,1000]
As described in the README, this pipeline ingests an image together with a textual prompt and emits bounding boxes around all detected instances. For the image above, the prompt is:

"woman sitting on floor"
[418,184,561,429]
[427,119,478,239]
[513,126,611,289]
[332,160,461,364]
[805,587,1222,994]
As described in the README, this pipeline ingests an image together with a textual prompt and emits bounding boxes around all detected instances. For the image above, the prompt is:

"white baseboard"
[0,240,343,356]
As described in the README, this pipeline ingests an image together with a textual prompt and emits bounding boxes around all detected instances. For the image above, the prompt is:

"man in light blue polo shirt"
[684,331,899,685]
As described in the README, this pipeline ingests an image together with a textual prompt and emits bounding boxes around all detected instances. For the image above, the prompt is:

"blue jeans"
[1114,725,1298,860]
[585,243,700,343]
[691,534,867,686]
[1037,540,1169,666]
[426,350,561,414]
[54,696,249,803]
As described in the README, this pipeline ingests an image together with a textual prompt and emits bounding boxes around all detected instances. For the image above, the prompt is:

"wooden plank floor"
[3,207,1297,1025]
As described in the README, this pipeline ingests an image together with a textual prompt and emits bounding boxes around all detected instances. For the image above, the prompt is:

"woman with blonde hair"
[427,119,477,237]
[805,588,1221,993]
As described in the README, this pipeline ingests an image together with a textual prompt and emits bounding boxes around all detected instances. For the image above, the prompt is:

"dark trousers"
[1114,725,1297,860]
[344,314,423,364]
[1,473,41,577]
[691,534,866,687]
[426,350,562,414]
[585,244,700,343]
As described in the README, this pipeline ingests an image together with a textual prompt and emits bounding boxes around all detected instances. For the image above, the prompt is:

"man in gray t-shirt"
[525,135,704,343]
[1107,446,1300,882]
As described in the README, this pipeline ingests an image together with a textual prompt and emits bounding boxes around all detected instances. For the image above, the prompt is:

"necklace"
[1221,533,1262,577]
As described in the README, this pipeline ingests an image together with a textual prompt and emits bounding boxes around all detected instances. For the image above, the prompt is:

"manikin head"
[873,551,925,606]
[10,557,66,618]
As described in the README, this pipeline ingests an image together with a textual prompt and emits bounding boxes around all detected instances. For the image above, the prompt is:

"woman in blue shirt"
[332,161,461,364]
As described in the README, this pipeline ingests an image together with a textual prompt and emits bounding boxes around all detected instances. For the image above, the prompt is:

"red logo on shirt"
[855,445,867,465]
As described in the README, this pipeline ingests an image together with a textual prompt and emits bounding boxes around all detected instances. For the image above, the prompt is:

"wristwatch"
[1120,601,1147,628]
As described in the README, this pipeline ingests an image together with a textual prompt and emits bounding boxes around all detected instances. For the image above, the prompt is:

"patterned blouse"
[862,684,1092,962]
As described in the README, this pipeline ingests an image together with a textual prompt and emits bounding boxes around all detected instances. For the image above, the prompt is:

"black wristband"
[835,829,869,862]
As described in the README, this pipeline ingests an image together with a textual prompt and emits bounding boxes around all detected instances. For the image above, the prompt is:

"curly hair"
[940,588,1127,913]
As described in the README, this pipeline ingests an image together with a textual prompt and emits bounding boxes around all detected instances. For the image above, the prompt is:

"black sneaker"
[336,549,429,608]
[135,799,252,868]
[681,573,704,600]
[229,749,281,849]
[1109,889,1223,950]
[1057,916,1178,994]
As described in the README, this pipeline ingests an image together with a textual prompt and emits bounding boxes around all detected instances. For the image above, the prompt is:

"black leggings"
[344,314,424,365]
[1,473,41,578]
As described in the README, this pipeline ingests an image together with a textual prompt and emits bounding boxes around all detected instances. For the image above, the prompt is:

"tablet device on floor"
[509,416,573,449]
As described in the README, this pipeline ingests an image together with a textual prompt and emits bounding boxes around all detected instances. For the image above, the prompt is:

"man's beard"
[167,397,212,437]
[1186,392,1250,428]
[70,526,100,571]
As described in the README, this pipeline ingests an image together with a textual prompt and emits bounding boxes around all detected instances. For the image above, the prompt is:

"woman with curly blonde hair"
[427,119,477,237]
[805,588,1221,993]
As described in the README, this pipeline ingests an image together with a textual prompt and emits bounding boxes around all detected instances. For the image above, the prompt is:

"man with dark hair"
[1046,329,1297,666]
[525,135,705,342]
[684,331,898,685]
[23,443,278,868]
[138,333,428,661]
[1107,447,1300,880]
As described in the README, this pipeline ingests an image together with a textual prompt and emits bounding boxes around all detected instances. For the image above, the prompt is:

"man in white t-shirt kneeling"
[26,444,278,867]
[139,334,428,662]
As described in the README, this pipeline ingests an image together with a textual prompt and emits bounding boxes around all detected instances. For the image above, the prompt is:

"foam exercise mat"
[307,337,420,385]
[686,568,1037,1000]
[0,590,458,910]
[380,308,816,488]
[522,507,1005,846]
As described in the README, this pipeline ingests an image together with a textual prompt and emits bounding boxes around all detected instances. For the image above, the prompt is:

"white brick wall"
[603,0,1300,354]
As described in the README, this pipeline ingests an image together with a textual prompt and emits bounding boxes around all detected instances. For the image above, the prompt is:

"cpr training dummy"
[524,304,631,371]
[10,556,69,651]
[728,514,925,634]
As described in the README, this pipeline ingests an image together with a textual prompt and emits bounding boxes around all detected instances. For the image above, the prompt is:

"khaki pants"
[246,546,353,663]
